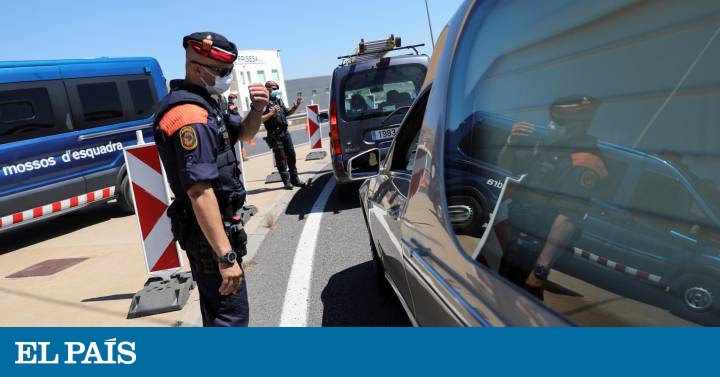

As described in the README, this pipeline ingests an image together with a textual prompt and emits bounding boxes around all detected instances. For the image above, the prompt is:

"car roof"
[333,54,430,76]
[0,57,158,69]
[0,57,164,83]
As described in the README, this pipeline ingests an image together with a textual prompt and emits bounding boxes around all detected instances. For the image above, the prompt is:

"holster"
[264,135,275,148]
[218,192,249,259]
[223,218,248,259]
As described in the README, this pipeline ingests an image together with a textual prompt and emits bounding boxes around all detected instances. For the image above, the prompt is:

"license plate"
[371,127,398,141]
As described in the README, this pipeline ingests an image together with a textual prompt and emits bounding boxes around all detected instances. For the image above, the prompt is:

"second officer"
[261,80,306,189]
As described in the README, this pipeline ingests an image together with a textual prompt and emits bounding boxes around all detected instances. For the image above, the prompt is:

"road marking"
[279,177,336,327]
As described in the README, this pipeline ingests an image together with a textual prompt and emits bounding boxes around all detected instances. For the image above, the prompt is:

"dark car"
[357,0,720,326]
[328,37,429,199]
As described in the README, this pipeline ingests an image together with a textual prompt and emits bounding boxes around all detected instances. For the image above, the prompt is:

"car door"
[368,89,430,317]
[0,76,83,218]
[581,166,699,281]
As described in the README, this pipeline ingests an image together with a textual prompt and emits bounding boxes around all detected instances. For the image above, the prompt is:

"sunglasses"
[186,40,236,63]
[193,61,233,77]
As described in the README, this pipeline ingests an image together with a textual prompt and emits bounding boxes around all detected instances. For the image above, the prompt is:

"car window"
[76,81,123,124]
[0,85,64,144]
[443,0,720,326]
[128,79,155,117]
[341,64,426,122]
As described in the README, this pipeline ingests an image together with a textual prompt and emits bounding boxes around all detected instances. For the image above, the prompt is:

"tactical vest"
[264,98,288,134]
[508,144,605,237]
[153,85,246,216]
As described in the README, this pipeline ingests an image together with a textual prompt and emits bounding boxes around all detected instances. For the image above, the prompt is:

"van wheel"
[117,174,135,214]
[673,274,720,324]
[447,193,486,236]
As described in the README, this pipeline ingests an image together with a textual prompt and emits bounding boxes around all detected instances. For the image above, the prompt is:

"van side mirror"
[348,148,380,181]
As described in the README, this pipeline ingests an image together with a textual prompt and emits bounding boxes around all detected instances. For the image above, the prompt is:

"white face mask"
[201,67,233,95]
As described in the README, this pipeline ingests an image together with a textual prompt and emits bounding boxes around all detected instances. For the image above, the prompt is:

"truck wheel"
[117,174,135,214]
[673,274,720,325]
[447,193,486,236]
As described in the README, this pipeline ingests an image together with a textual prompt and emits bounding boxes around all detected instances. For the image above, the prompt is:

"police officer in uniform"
[261,81,306,190]
[497,95,608,300]
[153,32,269,326]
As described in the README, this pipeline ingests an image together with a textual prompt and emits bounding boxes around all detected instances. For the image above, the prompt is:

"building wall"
[285,75,332,114]
[226,49,289,113]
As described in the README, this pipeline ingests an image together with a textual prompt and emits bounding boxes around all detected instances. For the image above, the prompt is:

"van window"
[340,64,426,122]
[128,79,155,117]
[76,82,123,124]
[0,86,62,144]
[443,0,720,326]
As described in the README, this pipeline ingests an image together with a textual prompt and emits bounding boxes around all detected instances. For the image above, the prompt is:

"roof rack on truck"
[338,34,424,66]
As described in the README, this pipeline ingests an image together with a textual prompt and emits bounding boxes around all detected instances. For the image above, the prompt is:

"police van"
[0,58,167,232]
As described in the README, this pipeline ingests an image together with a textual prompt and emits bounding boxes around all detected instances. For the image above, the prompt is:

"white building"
[227,49,288,113]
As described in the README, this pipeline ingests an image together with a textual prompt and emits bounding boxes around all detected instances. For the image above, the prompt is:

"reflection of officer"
[153,32,269,326]
[497,96,608,300]
[261,80,305,190]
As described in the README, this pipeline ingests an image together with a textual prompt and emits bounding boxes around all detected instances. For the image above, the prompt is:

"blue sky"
[5,0,465,80]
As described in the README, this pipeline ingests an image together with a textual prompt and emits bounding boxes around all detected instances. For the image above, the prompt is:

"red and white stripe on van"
[0,187,115,232]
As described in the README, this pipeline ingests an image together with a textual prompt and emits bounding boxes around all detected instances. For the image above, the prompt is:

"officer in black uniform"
[497,95,608,300]
[261,80,306,190]
[153,32,269,327]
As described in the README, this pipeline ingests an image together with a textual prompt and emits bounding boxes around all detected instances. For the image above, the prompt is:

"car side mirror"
[348,148,380,181]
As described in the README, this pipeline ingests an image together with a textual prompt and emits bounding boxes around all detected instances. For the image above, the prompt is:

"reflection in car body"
[448,111,720,323]
[359,0,720,326]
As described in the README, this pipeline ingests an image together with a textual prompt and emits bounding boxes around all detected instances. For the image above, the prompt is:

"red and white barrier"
[573,247,662,284]
[0,187,116,232]
[124,144,182,275]
[305,104,327,160]
[307,104,322,150]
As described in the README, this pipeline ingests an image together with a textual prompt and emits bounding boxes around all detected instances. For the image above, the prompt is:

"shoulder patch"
[571,152,608,178]
[159,104,208,136]
[179,126,198,151]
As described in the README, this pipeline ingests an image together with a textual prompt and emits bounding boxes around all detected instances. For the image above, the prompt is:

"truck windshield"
[340,64,426,122]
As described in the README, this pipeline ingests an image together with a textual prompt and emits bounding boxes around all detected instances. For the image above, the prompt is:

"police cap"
[183,32,238,64]
[550,95,600,127]
[265,80,279,89]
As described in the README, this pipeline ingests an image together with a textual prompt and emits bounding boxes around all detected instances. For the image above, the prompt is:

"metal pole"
[424,0,436,49]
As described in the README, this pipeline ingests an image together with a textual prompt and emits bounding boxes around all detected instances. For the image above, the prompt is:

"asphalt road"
[244,127,317,157]
[247,169,411,327]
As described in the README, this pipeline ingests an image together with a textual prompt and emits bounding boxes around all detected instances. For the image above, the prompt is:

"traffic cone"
[248,139,256,147]
[242,147,249,161]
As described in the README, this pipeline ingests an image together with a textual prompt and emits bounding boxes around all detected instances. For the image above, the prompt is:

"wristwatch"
[219,250,238,266]
[532,264,550,281]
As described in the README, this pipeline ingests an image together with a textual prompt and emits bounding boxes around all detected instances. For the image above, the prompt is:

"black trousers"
[271,131,297,173]
[186,238,249,327]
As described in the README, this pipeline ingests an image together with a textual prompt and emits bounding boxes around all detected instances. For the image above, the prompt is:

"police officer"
[497,95,608,300]
[153,32,269,327]
[261,80,305,190]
